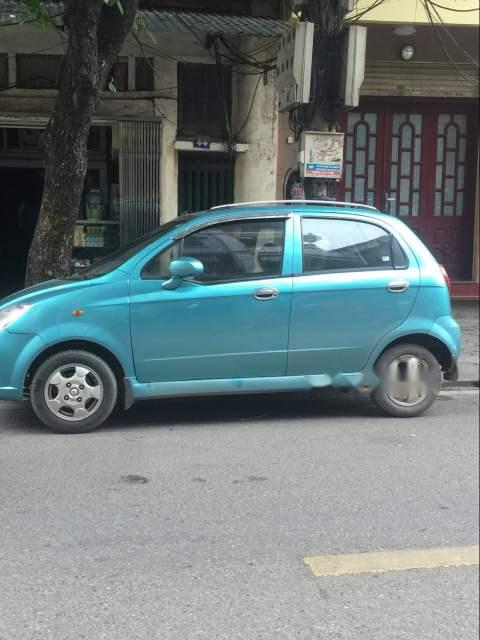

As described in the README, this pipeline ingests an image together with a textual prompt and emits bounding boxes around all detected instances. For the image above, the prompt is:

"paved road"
[0,390,478,640]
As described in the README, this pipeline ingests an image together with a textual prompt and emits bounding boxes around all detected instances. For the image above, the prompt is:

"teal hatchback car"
[0,201,460,433]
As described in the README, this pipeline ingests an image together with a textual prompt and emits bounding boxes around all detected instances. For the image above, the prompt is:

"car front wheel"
[30,350,118,433]
[372,343,442,418]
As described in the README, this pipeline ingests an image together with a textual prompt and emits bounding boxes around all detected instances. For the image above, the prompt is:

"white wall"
[233,38,279,202]
[1,27,281,216]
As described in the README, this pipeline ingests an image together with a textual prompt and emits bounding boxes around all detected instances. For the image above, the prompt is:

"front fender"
[8,279,135,382]
[36,320,136,378]
[0,332,47,400]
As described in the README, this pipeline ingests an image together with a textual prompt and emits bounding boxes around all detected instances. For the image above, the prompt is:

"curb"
[442,380,479,389]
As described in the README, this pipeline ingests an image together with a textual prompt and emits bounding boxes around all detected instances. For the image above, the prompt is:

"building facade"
[0,0,286,294]
[278,0,479,298]
[0,0,478,299]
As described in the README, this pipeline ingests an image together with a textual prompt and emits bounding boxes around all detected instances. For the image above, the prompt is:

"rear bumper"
[432,314,461,361]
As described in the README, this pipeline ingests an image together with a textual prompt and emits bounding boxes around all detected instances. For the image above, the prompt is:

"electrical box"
[299,131,345,179]
[338,25,367,108]
[277,21,314,112]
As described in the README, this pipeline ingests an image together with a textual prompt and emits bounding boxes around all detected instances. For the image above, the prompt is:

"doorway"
[178,152,235,214]
[338,101,478,280]
[0,167,44,296]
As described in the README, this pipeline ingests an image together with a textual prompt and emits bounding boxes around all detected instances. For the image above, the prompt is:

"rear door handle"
[387,280,410,293]
[254,287,279,300]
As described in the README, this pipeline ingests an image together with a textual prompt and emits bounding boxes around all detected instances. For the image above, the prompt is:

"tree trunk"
[25,0,139,287]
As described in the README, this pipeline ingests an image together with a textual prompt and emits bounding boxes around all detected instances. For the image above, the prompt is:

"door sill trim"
[125,372,373,404]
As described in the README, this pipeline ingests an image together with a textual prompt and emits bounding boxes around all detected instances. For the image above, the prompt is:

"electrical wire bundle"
[288,0,351,138]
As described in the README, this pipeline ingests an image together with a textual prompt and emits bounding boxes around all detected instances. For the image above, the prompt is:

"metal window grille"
[119,120,162,244]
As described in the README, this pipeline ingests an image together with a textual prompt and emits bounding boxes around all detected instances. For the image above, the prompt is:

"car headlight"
[0,304,32,330]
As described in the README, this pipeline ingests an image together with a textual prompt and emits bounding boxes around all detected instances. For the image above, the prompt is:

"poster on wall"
[290,182,305,199]
[284,170,305,200]
[300,131,344,179]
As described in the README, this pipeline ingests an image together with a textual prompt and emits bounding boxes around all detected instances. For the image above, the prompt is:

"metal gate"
[119,120,161,244]
[178,152,234,214]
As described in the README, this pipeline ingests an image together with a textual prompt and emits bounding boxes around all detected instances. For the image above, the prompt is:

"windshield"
[65,214,201,280]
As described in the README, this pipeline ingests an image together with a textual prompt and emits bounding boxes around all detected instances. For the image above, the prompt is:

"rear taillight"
[439,264,451,292]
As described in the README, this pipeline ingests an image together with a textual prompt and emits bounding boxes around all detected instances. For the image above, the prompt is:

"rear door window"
[301,218,402,273]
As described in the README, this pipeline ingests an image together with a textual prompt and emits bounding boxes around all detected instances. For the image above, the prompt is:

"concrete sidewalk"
[452,301,479,385]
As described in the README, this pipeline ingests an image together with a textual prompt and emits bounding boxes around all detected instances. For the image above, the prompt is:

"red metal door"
[424,107,477,279]
[380,109,427,241]
[339,101,477,279]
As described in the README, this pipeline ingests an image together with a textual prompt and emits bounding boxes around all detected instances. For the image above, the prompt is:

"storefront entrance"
[0,167,44,297]
[178,152,235,215]
[0,125,113,297]
[339,101,478,280]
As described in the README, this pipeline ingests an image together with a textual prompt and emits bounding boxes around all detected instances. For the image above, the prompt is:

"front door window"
[142,219,285,282]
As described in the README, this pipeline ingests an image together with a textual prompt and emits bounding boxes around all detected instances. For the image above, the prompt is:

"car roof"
[210,200,378,213]
[189,200,393,223]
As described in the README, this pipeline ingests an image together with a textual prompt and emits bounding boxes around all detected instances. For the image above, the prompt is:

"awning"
[140,9,287,37]
[0,2,287,37]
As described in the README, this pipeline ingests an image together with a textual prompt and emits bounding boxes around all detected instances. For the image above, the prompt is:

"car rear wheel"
[372,343,442,418]
[30,350,117,433]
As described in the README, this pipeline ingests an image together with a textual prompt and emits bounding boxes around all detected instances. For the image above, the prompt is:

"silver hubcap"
[386,355,430,407]
[44,364,104,422]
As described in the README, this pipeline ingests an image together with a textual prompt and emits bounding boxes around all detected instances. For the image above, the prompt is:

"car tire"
[372,343,442,418]
[30,350,118,434]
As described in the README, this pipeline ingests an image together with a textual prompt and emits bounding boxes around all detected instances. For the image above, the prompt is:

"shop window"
[3,126,106,153]
[6,128,42,149]
[135,57,154,91]
[0,54,8,88]
[16,54,64,89]
[178,63,231,138]
[87,126,106,152]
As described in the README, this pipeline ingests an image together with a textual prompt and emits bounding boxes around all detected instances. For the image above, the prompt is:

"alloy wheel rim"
[386,355,430,407]
[44,364,104,422]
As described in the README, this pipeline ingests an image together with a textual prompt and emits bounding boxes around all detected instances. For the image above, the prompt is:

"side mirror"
[162,257,204,290]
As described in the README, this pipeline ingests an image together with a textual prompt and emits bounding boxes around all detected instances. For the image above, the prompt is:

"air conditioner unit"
[338,25,367,108]
[277,21,314,112]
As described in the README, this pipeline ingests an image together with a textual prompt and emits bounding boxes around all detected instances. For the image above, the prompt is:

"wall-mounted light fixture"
[393,25,416,37]
[401,45,415,61]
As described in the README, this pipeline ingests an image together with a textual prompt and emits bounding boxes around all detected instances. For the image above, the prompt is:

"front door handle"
[387,280,410,293]
[254,287,279,300]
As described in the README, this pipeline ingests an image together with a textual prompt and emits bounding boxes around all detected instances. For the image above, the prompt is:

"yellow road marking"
[304,545,479,577]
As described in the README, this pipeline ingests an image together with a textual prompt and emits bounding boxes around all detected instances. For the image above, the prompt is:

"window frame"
[0,54,8,89]
[141,216,289,285]
[177,62,232,139]
[299,216,409,276]
[16,53,65,89]
[135,57,154,91]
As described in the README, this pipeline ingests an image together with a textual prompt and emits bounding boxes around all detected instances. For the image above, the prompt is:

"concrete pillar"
[234,39,278,202]
[154,58,178,222]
